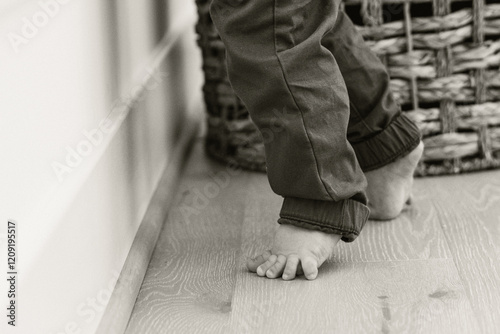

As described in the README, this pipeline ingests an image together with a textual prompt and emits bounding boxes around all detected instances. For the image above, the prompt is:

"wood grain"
[229,173,478,334]
[125,143,249,334]
[125,144,500,334]
[96,115,199,334]
[418,171,500,334]
[336,181,453,263]
[229,260,477,334]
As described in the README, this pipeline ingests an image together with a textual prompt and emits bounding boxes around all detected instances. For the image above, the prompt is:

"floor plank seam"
[430,195,486,333]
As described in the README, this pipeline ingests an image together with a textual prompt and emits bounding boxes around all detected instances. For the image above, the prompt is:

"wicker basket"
[195,0,500,176]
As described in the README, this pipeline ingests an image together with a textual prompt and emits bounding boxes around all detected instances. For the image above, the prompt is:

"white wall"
[0,0,203,333]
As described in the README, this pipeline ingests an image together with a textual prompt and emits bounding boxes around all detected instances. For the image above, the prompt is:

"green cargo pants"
[209,0,421,242]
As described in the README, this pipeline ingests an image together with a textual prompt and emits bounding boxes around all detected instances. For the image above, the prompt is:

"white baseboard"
[96,113,199,334]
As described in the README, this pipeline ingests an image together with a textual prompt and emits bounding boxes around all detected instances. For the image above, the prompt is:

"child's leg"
[321,11,423,219]
[210,0,368,280]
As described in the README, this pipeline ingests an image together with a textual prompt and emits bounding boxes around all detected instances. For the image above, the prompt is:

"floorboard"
[125,143,249,334]
[229,260,477,334]
[418,172,500,334]
[231,173,478,334]
[125,143,500,334]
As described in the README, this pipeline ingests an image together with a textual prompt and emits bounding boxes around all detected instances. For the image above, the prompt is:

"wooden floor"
[125,141,500,334]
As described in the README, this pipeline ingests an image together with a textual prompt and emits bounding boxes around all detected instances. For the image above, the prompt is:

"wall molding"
[95,10,202,333]
[96,112,200,334]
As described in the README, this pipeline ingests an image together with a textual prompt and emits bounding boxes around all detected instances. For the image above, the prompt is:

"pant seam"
[337,28,377,136]
[272,0,336,201]
[340,199,346,231]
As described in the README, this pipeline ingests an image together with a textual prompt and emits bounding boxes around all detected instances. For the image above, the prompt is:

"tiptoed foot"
[365,141,424,220]
[246,224,341,280]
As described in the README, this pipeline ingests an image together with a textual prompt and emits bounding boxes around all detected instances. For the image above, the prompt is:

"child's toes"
[246,250,272,272]
[266,255,287,279]
[301,257,319,280]
[282,255,299,280]
[257,254,277,276]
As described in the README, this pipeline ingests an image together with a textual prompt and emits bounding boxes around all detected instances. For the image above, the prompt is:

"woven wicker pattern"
[195,0,500,176]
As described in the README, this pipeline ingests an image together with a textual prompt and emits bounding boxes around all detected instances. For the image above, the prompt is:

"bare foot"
[246,224,341,280]
[365,141,424,220]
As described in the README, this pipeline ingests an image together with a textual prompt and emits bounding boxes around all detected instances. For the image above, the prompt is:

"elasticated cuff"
[352,113,422,172]
[278,197,370,242]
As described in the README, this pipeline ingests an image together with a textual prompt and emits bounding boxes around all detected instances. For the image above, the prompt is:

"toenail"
[306,273,317,280]
[282,274,289,280]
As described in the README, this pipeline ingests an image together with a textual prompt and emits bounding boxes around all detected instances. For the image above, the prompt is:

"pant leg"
[210,0,369,242]
[322,11,421,172]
